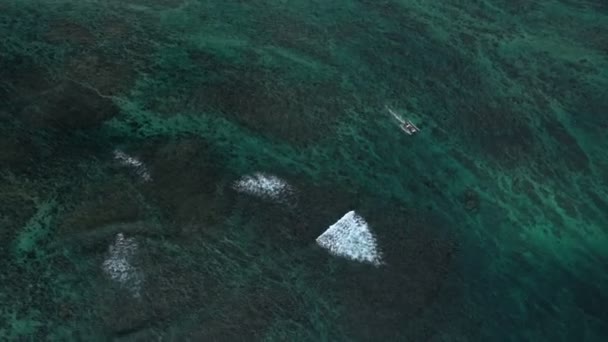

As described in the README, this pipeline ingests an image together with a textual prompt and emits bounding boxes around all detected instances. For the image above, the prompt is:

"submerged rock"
[463,189,480,212]
[21,81,119,130]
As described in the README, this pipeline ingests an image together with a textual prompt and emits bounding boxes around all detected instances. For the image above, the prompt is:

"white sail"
[113,149,152,181]
[316,211,383,266]
[233,173,293,202]
[102,233,143,298]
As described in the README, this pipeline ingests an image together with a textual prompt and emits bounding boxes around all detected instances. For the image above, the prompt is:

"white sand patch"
[316,211,383,266]
[102,233,143,298]
[113,149,151,181]
[232,173,293,202]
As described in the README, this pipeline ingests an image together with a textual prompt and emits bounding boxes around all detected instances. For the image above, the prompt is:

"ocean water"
[1,0,607,340]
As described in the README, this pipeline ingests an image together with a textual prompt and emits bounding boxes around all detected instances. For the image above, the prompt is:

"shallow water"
[1,0,607,340]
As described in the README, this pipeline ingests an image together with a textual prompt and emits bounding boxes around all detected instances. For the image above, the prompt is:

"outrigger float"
[387,107,420,135]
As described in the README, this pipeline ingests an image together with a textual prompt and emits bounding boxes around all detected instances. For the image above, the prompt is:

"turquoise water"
[1,0,607,340]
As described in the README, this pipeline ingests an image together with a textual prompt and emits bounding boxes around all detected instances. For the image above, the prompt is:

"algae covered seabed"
[1,0,607,340]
